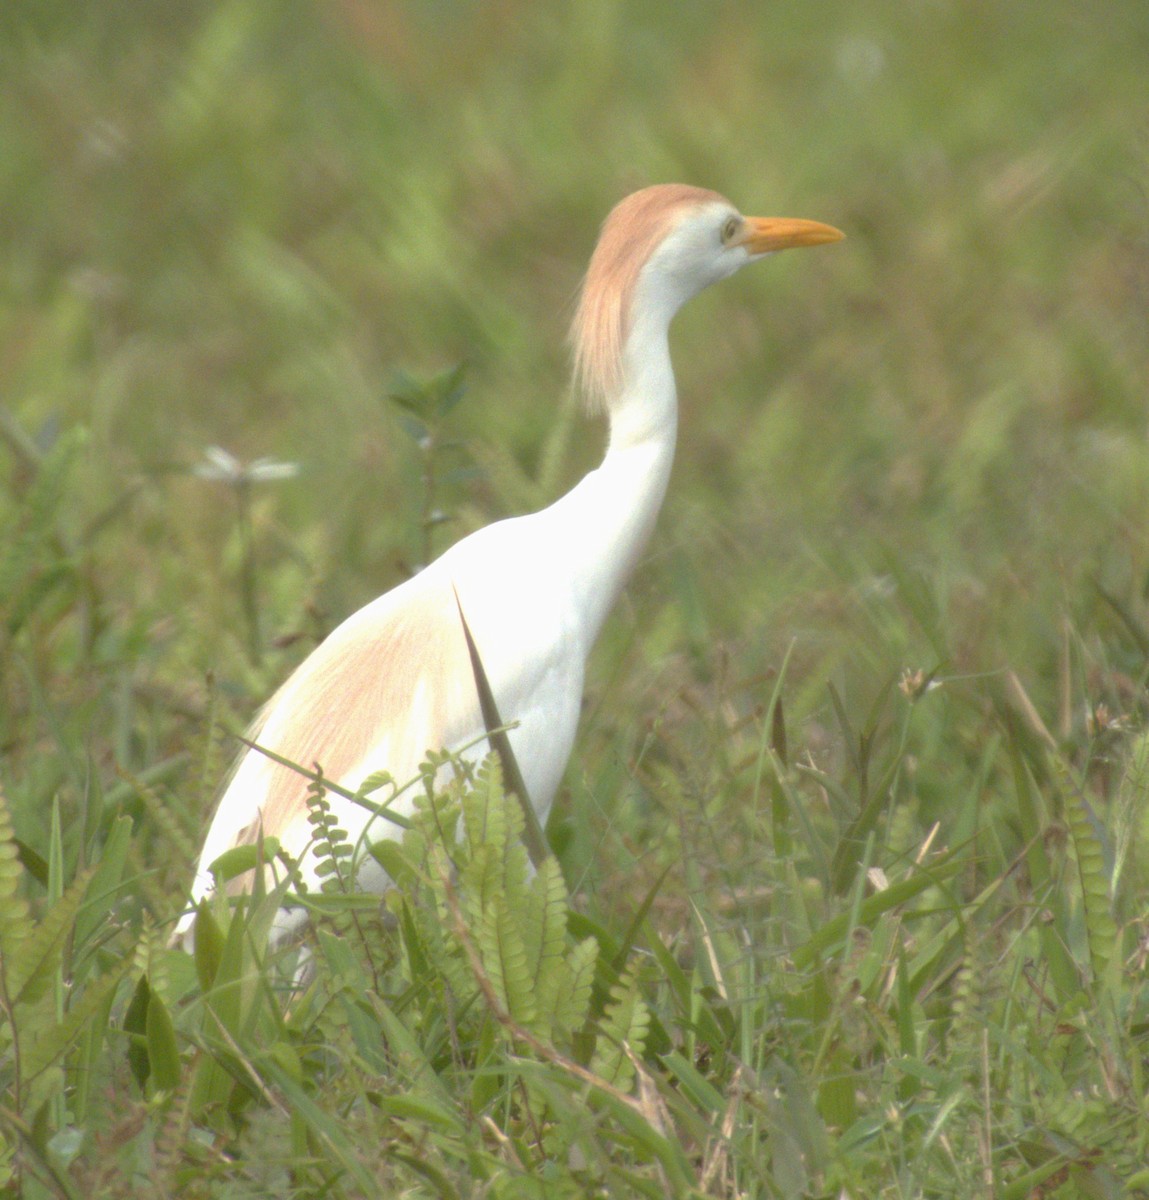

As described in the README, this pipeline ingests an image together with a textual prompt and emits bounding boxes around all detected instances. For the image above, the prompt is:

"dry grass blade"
[453,587,548,867]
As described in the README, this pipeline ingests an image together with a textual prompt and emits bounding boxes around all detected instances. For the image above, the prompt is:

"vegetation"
[3,0,1149,1195]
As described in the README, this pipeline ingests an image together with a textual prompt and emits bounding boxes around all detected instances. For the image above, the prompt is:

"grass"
[2,0,1149,1195]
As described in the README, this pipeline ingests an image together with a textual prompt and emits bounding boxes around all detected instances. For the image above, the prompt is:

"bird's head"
[572,184,843,411]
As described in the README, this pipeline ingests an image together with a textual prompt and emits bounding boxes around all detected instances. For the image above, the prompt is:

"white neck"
[549,303,679,646]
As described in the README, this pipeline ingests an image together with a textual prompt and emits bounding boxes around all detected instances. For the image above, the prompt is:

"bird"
[175,184,843,947]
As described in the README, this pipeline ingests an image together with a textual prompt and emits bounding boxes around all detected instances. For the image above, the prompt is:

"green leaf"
[193,901,225,991]
[592,1087,695,1192]
[203,894,250,1040]
[367,834,416,889]
[397,895,432,983]
[374,1093,465,1132]
[123,974,152,1091]
[73,814,133,951]
[894,939,918,1059]
[817,1050,858,1130]
[145,988,183,1093]
[387,1150,467,1200]
[13,837,49,888]
[206,838,281,886]
[367,994,456,1106]
[659,1050,725,1113]
[610,863,673,980]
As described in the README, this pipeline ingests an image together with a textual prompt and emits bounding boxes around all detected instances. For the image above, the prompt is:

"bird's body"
[177,185,842,944]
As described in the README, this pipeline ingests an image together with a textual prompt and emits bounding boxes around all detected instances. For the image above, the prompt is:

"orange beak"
[739,216,845,255]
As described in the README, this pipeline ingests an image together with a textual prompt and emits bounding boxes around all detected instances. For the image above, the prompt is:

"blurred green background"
[3,0,1149,870]
[5,0,1147,786]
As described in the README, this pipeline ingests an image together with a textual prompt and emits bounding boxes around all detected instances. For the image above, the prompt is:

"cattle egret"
[177,184,843,945]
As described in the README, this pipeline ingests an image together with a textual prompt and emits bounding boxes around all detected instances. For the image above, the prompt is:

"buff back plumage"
[570,184,728,412]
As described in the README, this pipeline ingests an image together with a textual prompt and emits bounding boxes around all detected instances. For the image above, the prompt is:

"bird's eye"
[721,215,741,245]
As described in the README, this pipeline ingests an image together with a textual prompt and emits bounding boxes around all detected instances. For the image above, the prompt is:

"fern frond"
[462,757,509,861]
[552,936,598,1040]
[152,1062,196,1191]
[460,842,499,929]
[524,857,570,1038]
[479,895,537,1030]
[305,779,355,894]
[0,785,34,971]
[501,839,530,916]
[1062,768,1119,987]
[4,865,97,1009]
[459,757,532,927]
[485,756,524,848]
[590,965,650,1092]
